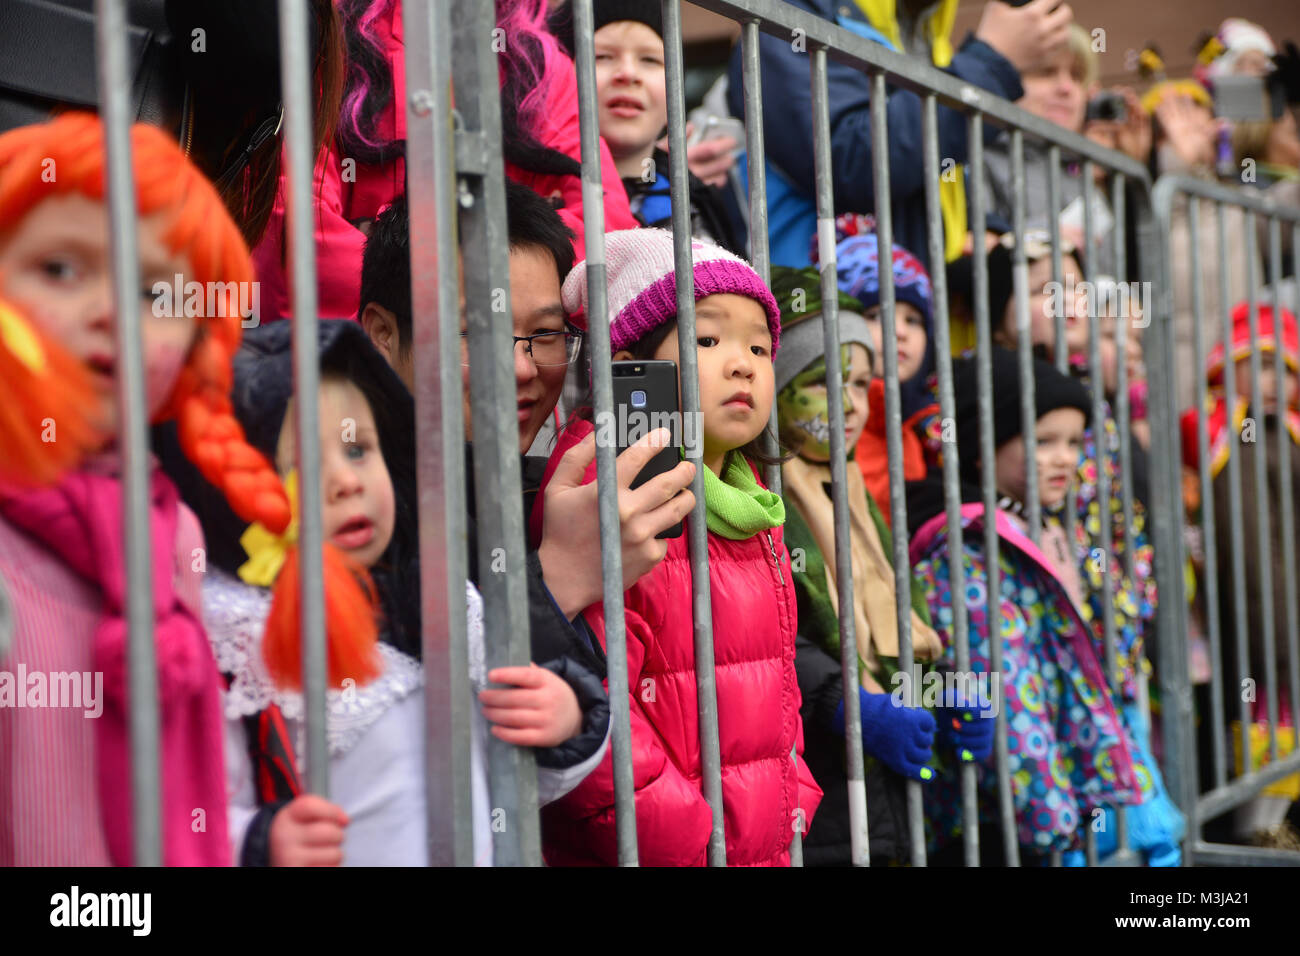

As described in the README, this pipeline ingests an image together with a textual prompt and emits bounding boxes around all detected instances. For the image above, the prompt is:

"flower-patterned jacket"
[910,502,1145,854]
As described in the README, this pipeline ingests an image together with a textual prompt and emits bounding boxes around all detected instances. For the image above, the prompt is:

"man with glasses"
[359,181,695,682]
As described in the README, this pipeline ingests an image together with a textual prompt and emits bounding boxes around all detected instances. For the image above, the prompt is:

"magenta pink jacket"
[0,464,230,866]
[533,420,823,866]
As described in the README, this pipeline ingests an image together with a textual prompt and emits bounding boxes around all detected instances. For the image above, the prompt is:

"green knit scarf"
[702,453,785,540]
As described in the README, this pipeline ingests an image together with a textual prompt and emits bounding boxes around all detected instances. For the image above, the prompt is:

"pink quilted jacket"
[535,419,822,866]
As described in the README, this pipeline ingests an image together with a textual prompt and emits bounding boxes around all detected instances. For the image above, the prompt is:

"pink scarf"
[0,462,230,865]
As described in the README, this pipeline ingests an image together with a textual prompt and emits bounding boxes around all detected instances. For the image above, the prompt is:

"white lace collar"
[202,569,424,758]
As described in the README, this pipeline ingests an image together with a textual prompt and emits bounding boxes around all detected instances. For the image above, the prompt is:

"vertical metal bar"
[402,0,472,866]
[662,0,726,866]
[1285,221,1300,740]
[1148,182,1194,858]
[739,20,782,497]
[741,20,769,288]
[572,0,639,866]
[870,71,925,867]
[1155,190,1195,855]
[1083,163,1118,693]
[1191,199,1227,791]
[923,93,976,866]
[1270,214,1300,767]
[1084,159,1127,858]
[740,17,800,864]
[276,0,328,799]
[1110,173,1139,857]
[1051,150,1076,543]
[1166,211,1196,862]
[451,0,540,866]
[1048,147,1066,373]
[1243,213,1280,761]
[1111,176,1136,587]
[969,111,1019,868]
[95,0,159,866]
[1010,130,1041,543]
[811,46,869,867]
[1216,201,1253,779]
[1154,187,1190,858]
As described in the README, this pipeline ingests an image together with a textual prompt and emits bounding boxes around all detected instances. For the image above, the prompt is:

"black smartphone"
[611,359,684,539]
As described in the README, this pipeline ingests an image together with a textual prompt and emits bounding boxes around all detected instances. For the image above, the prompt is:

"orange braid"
[262,544,384,690]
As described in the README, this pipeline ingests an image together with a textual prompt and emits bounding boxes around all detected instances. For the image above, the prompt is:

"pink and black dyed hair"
[335,0,580,177]
[336,0,403,165]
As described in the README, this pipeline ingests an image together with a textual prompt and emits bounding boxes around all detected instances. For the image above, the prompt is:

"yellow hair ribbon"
[1138,48,1165,77]
[238,469,299,586]
[1140,79,1212,117]
[1197,36,1226,66]
[0,299,47,375]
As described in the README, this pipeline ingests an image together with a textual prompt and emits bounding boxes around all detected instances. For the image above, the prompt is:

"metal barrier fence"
[586,0,1161,868]
[1151,176,1300,866]
[417,0,1166,868]
[79,0,1300,866]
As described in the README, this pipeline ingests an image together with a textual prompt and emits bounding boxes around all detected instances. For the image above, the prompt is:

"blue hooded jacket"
[726,0,1023,270]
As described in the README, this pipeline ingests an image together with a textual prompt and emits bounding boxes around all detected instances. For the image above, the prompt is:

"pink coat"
[0,463,230,866]
[251,2,637,322]
[534,419,822,866]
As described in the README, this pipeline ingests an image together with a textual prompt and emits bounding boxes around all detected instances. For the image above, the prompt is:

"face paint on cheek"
[836,345,853,418]
[778,360,834,459]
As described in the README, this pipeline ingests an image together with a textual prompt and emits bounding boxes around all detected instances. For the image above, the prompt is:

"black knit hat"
[947,243,1014,336]
[946,233,1086,340]
[952,346,1092,487]
[230,320,414,472]
[592,0,664,37]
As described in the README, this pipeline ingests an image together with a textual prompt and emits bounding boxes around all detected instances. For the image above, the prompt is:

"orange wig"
[0,113,379,688]
[0,296,105,488]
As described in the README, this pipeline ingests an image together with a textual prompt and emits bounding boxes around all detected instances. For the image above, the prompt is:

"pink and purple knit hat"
[561,228,782,355]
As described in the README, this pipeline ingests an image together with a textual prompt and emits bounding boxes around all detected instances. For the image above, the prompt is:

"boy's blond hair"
[1065,24,1100,91]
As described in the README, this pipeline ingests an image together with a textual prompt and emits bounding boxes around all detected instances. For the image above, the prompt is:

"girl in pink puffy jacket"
[532,229,822,865]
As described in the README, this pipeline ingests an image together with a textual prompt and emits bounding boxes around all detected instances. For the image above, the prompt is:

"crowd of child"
[0,0,1298,866]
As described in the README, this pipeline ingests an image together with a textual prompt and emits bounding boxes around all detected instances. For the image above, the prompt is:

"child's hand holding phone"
[657,120,740,188]
[479,664,582,747]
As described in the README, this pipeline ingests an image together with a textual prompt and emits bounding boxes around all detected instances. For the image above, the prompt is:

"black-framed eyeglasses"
[460,324,583,367]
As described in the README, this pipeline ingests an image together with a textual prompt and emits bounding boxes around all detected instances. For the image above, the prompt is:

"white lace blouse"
[203,569,493,866]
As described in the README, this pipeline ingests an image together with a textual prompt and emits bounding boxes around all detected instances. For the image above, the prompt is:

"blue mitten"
[936,703,995,763]
[833,689,936,781]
